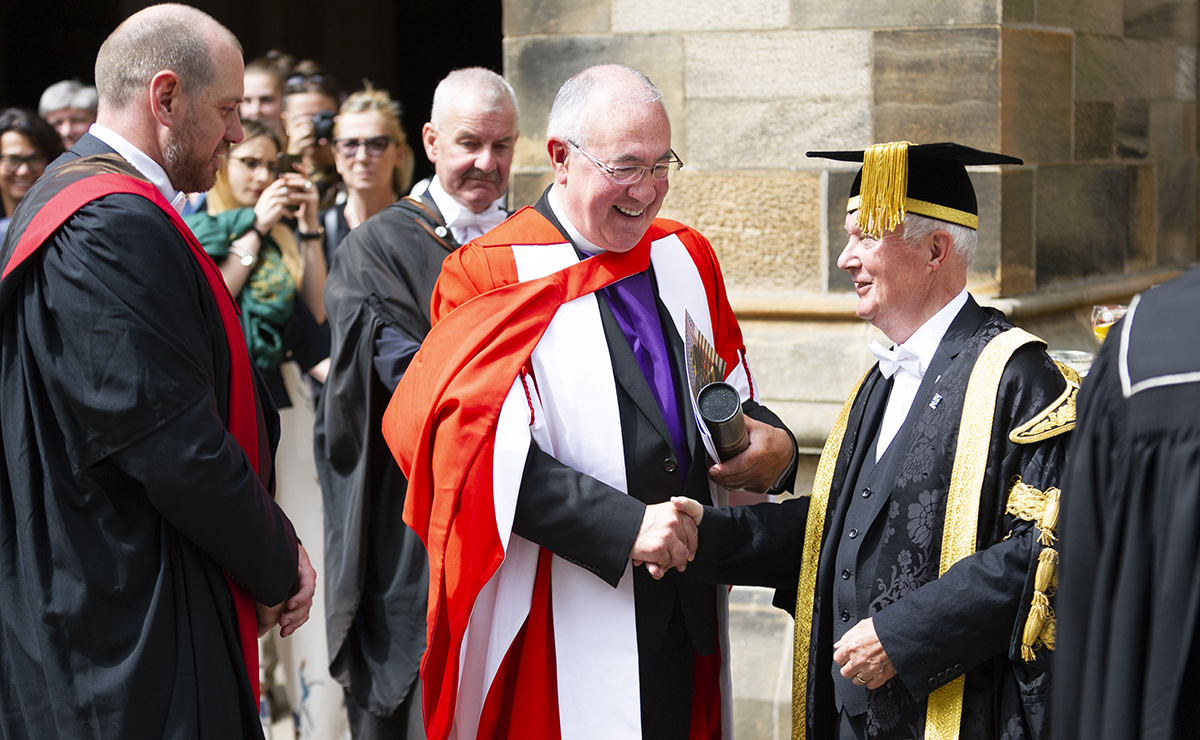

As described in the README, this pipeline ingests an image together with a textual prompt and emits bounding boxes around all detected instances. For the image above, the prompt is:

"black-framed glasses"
[333,136,394,158]
[228,156,280,177]
[567,140,683,184]
[0,152,47,174]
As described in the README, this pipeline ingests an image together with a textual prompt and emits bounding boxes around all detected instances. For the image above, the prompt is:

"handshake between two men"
[629,415,797,579]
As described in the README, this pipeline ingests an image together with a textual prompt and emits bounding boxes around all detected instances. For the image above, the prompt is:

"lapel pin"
[929,393,943,410]
[435,226,449,238]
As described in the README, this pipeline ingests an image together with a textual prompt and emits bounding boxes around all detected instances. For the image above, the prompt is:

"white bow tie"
[448,205,506,242]
[869,341,925,379]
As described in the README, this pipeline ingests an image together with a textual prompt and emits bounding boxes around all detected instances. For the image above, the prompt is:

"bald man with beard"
[0,6,314,739]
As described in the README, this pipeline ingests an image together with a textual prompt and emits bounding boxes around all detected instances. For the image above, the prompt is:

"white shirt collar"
[891,288,970,369]
[547,186,605,255]
[87,123,188,215]
[425,175,507,244]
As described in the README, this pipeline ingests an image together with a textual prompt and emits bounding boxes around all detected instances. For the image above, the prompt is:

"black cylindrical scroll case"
[697,381,748,461]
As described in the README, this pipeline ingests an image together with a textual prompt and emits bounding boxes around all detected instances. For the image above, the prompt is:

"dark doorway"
[0,0,504,184]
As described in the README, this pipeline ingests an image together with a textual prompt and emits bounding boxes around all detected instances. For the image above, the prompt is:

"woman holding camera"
[184,119,329,397]
[282,60,342,211]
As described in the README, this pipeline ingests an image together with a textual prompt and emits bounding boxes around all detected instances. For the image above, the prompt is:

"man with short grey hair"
[0,5,314,739]
[315,66,518,740]
[381,63,797,740]
[38,79,98,148]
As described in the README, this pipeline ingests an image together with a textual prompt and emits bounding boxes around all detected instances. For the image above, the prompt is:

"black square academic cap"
[807,142,1022,237]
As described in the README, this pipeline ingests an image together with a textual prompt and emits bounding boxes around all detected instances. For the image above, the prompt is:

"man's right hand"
[630,501,701,579]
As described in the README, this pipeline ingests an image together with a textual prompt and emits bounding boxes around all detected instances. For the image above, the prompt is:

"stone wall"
[503,0,1198,452]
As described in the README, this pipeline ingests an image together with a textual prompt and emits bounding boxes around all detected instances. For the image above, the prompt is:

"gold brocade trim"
[846,195,979,230]
[1009,362,1079,444]
[791,372,869,740]
[925,328,1041,740]
[926,676,967,740]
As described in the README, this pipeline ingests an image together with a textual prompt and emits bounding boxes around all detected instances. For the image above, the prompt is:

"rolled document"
[697,381,748,461]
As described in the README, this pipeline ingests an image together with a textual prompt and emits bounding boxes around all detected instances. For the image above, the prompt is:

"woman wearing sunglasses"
[322,86,414,264]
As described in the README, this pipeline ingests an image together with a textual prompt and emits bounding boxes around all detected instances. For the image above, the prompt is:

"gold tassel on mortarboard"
[857,141,913,238]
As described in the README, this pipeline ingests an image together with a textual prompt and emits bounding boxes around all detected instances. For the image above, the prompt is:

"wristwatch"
[229,244,257,267]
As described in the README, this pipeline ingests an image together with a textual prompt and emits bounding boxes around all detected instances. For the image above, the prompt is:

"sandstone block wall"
[502,0,1198,447]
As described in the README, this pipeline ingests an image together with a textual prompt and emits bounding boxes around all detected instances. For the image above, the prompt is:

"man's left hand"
[708,416,794,493]
[833,617,896,690]
[255,544,316,637]
[277,544,316,637]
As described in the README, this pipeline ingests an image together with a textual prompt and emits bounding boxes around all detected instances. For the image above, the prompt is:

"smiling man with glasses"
[381,64,797,740]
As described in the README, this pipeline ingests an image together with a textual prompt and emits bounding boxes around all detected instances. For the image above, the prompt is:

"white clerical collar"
[425,175,507,244]
[547,185,605,255]
[88,123,188,215]
[888,288,970,370]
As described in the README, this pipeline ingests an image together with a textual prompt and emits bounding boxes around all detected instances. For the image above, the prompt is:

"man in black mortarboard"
[1055,267,1200,740]
[676,142,1075,739]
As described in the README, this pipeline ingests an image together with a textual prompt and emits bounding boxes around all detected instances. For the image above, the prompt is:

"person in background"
[314,67,519,740]
[321,85,413,265]
[184,119,328,403]
[282,60,341,210]
[0,108,63,243]
[37,80,97,149]
[184,119,342,738]
[241,50,292,144]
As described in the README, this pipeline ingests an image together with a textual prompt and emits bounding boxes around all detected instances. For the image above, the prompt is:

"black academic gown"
[691,298,1070,740]
[511,193,798,740]
[0,135,299,739]
[314,195,458,721]
[1056,264,1200,740]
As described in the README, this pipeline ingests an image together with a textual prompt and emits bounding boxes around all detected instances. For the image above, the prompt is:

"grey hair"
[545,64,664,148]
[39,80,98,118]
[429,67,518,129]
[95,4,241,110]
[902,212,978,266]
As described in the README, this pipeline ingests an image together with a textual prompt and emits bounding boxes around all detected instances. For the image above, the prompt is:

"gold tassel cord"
[857,141,913,238]
[1005,477,1062,662]
[1020,548,1060,662]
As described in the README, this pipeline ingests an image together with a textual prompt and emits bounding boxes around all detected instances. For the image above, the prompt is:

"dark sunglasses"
[333,136,394,158]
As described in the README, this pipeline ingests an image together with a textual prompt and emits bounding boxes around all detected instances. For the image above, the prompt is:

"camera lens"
[311,111,336,143]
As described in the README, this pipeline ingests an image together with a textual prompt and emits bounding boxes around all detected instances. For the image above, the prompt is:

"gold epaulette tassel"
[1021,547,1059,662]
[857,142,912,237]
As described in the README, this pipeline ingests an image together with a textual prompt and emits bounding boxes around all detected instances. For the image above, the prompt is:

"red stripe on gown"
[477,548,561,740]
[690,621,723,740]
[3,173,263,703]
